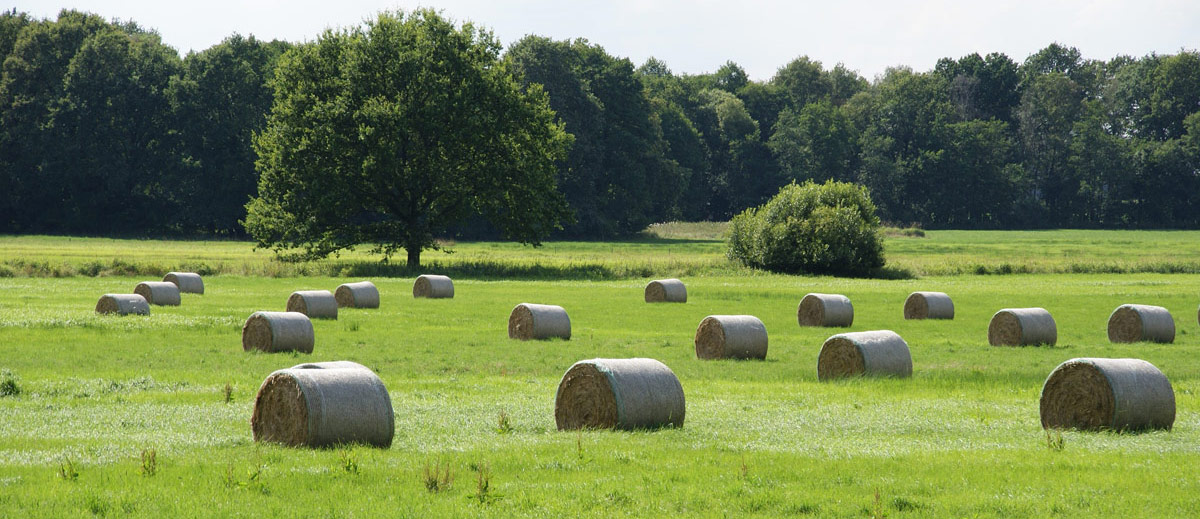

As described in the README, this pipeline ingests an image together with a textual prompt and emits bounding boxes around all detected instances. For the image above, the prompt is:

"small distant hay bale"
[242,311,314,354]
[1108,304,1174,343]
[988,308,1056,346]
[645,279,687,303]
[508,303,571,340]
[693,315,767,360]
[133,281,181,306]
[797,293,853,327]
[903,291,954,320]
[335,281,380,309]
[286,290,338,319]
[554,358,685,430]
[163,272,204,294]
[1040,357,1175,431]
[95,294,149,316]
[817,330,912,381]
[251,360,394,447]
[413,275,454,299]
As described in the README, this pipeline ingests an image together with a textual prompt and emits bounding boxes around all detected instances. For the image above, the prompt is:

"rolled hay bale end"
[163,272,204,294]
[413,275,454,299]
[903,291,954,320]
[286,290,338,319]
[242,311,315,354]
[133,281,181,306]
[817,330,912,381]
[95,294,150,316]
[251,360,394,447]
[797,293,853,327]
[1108,304,1175,343]
[335,281,380,309]
[693,315,767,360]
[1040,357,1175,431]
[988,308,1056,346]
[554,358,685,430]
[645,279,687,303]
[508,303,571,340]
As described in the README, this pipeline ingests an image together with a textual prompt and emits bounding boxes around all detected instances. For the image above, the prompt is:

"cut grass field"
[2,231,1200,516]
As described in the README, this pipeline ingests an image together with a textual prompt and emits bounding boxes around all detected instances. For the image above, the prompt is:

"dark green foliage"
[727,181,884,276]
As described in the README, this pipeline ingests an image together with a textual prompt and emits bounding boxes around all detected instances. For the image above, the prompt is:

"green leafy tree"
[769,100,857,183]
[246,9,571,268]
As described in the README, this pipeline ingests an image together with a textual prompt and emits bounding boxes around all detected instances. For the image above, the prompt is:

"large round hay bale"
[554,358,685,430]
[95,294,149,316]
[242,311,315,354]
[163,272,204,294]
[286,290,338,319]
[413,275,454,299]
[693,315,767,360]
[251,360,394,447]
[133,281,181,306]
[988,308,1056,346]
[903,291,954,320]
[645,279,687,303]
[508,303,571,340]
[817,330,912,381]
[797,293,853,327]
[335,281,380,309]
[1108,304,1175,343]
[1040,357,1174,431]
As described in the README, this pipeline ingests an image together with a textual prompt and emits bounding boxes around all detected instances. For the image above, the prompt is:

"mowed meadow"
[3,229,1200,517]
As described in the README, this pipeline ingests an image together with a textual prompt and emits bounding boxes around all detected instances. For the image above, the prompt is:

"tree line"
[2,9,1199,238]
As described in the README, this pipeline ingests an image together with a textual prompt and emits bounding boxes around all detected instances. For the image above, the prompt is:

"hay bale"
[797,293,853,327]
[554,358,685,430]
[1108,304,1175,343]
[335,281,380,309]
[903,291,954,320]
[817,330,912,381]
[95,294,149,316]
[413,274,454,299]
[645,279,687,303]
[286,290,338,319]
[133,281,181,306]
[251,360,394,447]
[1040,357,1175,431]
[693,315,767,360]
[242,311,314,354]
[508,303,571,340]
[163,272,204,294]
[988,308,1056,346]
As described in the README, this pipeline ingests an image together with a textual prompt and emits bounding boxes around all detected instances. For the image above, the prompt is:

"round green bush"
[727,181,884,275]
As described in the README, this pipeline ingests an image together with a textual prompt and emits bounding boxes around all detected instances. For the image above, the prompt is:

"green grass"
[2,232,1200,516]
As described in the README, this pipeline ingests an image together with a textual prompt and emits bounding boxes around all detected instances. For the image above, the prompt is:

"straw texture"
[903,291,954,320]
[555,358,685,430]
[335,281,380,309]
[988,308,1056,346]
[797,293,853,327]
[508,303,571,340]
[645,279,687,303]
[251,360,394,447]
[242,311,315,353]
[693,315,767,360]
[163,272,204,294]
[287,290,338,319]
[817,330,912,381]
[1108,304,1174,343]
[413,275,454,299]
[1040,357,1175,431]
[95,294,149,316]
[134,281,181,306]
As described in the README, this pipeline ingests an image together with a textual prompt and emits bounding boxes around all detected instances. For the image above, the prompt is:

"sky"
[12,0,1200,81]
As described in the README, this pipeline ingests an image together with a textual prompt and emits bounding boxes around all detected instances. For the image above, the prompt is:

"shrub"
[727,181,884,276]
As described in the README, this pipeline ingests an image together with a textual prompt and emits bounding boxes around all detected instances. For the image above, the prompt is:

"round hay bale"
[95,294,149,316]
[1108,304,1175,343]
[242,311,314,354]
[693,315,767,360]
[335,281,380,309]
[797,293,853,327]
[817,330,912,381]
[903,291,954,320]
[251,360,394,447]
[508,303,571,340]
[413,274,454,299]
[645,279,687,303]
[988,308,1056,346]
[286,290,338,319]
[163,272,204,294]
[554,358,685,430]
[1040,357,1175,431]
[133,281,181,306]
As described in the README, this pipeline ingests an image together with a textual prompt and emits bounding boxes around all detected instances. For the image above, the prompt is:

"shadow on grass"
[336,260,624,281]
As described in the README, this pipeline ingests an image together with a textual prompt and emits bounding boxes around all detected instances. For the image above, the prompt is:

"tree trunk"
[406,246,421,269]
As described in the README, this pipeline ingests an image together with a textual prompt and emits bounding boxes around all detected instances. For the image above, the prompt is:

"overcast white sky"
[12,0,1200,80]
